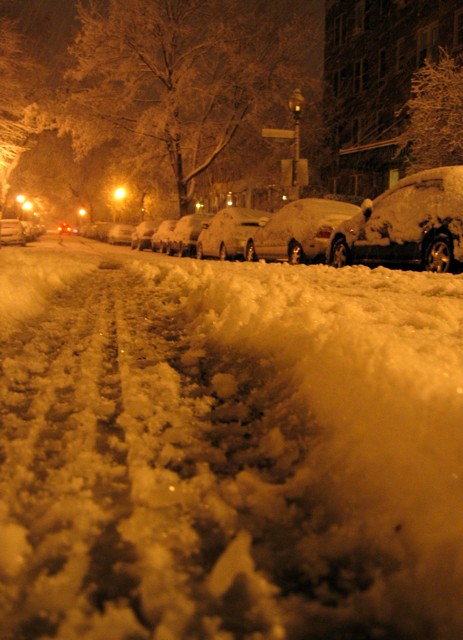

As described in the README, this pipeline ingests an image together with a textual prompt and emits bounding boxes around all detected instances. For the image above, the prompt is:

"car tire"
[196,242,204,260]
[245,240,256,262]
[178,242,184,257]
[288,241,304,265]
[166,243,173,256]
[219,243,228,261]
[423,234,453,273]
[330,237,349,268]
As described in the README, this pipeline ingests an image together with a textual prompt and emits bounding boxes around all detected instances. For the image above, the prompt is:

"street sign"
[262,128,295,140]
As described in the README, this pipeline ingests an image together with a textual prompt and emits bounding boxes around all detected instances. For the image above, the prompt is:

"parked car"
[151,219,178,252]
[0,219,26,246]
[164,213,213,257]
[245,198,360,264]
[131,221,159,250]
[20,220,40,242]
[327,166,463,273]
[108,223,134,245]
[196,207,270,261]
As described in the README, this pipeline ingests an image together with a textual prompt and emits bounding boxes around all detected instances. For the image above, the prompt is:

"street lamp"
[288,88,305,189]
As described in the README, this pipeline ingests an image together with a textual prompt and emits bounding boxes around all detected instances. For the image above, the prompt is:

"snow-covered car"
[0,219,26,246]
[327,166,463,273]
[131,220,159,251]
[245,198,360,265]
[107,223,134,245]
[151,219,178,252]
[20,220,40,241]
[196,207,270,261]
[164,213,214,257]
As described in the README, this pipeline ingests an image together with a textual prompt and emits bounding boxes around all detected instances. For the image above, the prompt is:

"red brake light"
[315,226,333,239]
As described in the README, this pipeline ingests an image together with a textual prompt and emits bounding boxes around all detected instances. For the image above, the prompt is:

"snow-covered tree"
[401,52,463,172]
[59,0,318,215]
[0,17,39,206]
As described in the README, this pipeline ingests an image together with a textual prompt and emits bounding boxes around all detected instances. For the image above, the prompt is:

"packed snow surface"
[1,234,463,639]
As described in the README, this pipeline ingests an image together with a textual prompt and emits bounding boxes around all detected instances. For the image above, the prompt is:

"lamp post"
[288,88,305,190]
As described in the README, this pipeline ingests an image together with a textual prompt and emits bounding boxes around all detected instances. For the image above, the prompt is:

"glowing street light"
[16,194,26,204]
[114,187,126,200]
[22,201,33,211]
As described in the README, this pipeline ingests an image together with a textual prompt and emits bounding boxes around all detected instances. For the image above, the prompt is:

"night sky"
[2,0,325,76]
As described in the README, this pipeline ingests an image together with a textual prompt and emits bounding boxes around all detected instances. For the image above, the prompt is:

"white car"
[244,198,360,265]
[131,220,159,250]
[108,223,134,245]
[151,219,178,252]
[327,166,463,273]
[196,207,269,261]
[164,213,214,257]
[0,219,26,246]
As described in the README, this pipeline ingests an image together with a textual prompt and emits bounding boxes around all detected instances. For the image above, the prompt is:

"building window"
[332,68,346,97]
[379,0,391,16]
[417,23,438,66]
[454,9,463,49]
[396,37,406,71]
[389,169,399,189]
[333,13,347,47]
[349,174,363,197]
[352,118,360,144]
[353,0,365,34]
[378,48,387,80]
[353,57,368,93]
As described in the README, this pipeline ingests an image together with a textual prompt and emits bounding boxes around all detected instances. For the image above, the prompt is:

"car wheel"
[219,243,228,261]
[288,241,304,265]
[424,234,453,273]
[166,243,173,256]
[196,242,204,260]
[245,240,256,262]
[178,242,184,257]
[330,237,349,268]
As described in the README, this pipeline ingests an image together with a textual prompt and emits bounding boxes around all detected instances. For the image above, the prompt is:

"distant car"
[165,213,213,257]
[107,223,134,245]
[151,219,178,252]
[196,207,270,261]
[57,222,76,235]
[327,166,463,273]
[245,198,360,264]
[0,219,26,246]
[131,221,159,250]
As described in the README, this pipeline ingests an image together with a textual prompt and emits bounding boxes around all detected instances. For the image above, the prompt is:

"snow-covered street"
[2,234,463,639]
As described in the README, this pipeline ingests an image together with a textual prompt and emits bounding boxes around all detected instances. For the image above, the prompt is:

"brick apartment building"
[323,0,463,200]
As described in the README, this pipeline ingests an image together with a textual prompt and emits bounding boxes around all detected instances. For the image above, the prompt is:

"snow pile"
[0,242,97,335]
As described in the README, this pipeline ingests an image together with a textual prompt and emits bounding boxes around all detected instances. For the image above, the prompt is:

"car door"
[351,184,419,265]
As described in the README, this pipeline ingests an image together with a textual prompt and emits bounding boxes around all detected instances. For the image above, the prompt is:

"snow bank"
[129,256,463,637]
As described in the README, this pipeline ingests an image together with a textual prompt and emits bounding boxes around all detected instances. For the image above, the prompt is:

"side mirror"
[201,222,209,229]
[361,198,373,220]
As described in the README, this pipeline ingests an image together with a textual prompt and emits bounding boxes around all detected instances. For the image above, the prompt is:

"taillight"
[315,226,332,239]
